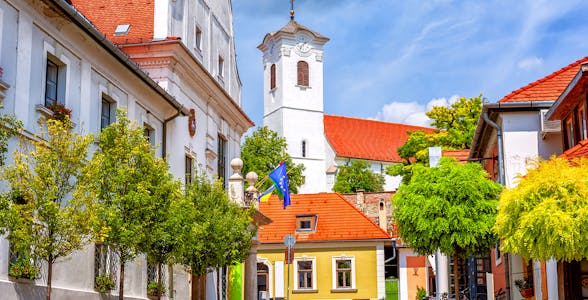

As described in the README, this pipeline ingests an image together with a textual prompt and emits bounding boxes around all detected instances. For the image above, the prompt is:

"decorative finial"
[290,0,295,20]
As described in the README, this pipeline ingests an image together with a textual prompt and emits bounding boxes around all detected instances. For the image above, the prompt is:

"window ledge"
[295,84,311,90]
[269,87,277,93]
[331,288,357,293]
[292,289,318,294]
[35,104,54,117]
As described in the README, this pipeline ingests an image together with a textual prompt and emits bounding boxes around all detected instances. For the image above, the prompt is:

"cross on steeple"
[290,0,295,20]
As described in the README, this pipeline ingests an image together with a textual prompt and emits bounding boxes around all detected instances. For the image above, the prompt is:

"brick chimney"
[356,190,365,213]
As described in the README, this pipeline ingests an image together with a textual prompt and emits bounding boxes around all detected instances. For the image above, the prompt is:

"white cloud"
[375,96,459,127]
[517,56,544,70]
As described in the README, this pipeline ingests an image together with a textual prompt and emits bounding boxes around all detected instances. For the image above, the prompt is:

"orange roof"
[324,115,435,162]
[559,140,588,159]
[71,0,155,45]
[499,56,588,103]
[442,149,470,163]
[258,193,391,244]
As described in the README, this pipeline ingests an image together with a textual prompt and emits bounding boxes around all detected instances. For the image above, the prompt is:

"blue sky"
[233,0,588,127]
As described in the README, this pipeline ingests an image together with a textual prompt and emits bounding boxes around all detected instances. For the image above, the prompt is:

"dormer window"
[296,215,317,232]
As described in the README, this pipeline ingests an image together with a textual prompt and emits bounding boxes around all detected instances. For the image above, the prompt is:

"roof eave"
[546,63,588,121]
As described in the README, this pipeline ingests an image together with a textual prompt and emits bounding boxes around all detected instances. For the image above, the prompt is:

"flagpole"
[254,163,295,190]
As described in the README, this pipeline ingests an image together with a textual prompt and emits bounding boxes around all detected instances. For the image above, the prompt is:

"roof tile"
[258,193,391,244]
[324,115,435,162]
[499,56,588,103]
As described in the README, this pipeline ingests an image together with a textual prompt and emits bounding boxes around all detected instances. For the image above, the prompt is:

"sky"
[233,0,588,128]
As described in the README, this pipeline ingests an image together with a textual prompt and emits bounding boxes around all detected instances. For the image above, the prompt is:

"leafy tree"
[333,160,385,193]
[0,118,93,300]
[84,109,178,300]
[241,126,305,193]
[138,167,182,300]
[0,113,22,166]
[388,95,483,183]
[495,157,588,261]
[176,169,256,300]
[393,158,502,296]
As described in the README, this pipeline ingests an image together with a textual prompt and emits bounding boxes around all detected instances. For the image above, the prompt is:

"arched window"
[301,140,307,158]
[297,61,309,86]
[270,64,276,89]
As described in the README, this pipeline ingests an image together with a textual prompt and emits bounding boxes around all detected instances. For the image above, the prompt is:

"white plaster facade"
[0,0,251,299]
[259,21,329,194]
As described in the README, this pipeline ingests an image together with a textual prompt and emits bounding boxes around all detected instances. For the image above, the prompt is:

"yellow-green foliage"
[495,157,588,261]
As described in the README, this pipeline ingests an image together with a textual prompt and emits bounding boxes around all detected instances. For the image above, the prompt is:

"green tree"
[241,126,305,193]
[333,160,385,193]
[388,95,483,183]
[393,158,502,296]
[176,169,255,300]
[138,166,182,300]
[84,109,178,300]
[0,113,22,166]
[0,118,93,300]
[495,157,588,261]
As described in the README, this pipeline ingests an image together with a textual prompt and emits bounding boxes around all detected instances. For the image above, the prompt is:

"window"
[218,135,227,188]
[577,105,587,141]
[257,263,269,294]
[335,259,352,288]
[296,215,317,232]
[297,61,309,86]
[218,56,224,78]
[270,64,276,90]
[565,117,575,148]
[185,155,193,185]
[195,26,202,51]
[95,244,116,287]
[45,60,59,107]
[144,124,155,146]
[301,140,307,158]
[295,259,315,290]
[101,97,114,130]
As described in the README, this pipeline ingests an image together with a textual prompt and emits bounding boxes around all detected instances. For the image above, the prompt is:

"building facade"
[0,0,252,299]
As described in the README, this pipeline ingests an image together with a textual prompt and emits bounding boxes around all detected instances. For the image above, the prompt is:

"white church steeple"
[257,17,329,193]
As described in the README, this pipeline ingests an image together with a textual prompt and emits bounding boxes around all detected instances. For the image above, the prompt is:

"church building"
[258,16,434,193]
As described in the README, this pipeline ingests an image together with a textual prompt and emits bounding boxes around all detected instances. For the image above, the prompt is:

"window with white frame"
[45,55,66,107]
[185,155,193,185]
[294,257,316,290]
[100,96,115,130]
[332,256,356,290]
[195,25,203,51]
[144,123,155,146]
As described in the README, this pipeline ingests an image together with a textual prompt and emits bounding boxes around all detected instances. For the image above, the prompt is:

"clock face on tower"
[295,35,312,53]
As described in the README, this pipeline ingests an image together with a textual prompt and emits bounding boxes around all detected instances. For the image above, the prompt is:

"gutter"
[469,101,554,159]
[52,0,189,118]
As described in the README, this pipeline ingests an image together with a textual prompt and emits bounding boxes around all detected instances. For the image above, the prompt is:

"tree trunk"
[191,274,198,300]
[47,257,53,300]
[157,262,162,300]
[453,251,459,299]
[119,261,125,300]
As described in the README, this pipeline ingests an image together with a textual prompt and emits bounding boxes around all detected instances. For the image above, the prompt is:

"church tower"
[257,11,329,193]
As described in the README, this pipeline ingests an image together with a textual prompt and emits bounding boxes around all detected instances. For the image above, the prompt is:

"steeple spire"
[290,0,295,20]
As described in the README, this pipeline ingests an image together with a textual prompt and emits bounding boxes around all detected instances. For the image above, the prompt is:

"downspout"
[385,239,397,263]
[481,112,510,300]
[162,109,184,160]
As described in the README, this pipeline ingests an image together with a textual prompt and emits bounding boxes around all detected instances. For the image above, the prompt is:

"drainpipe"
[162,109,186,160]
[480,112,509,300]
[384,239,397,263]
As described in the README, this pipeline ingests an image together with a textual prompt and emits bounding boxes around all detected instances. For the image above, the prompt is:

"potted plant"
[95,274,116,293]
[8,255,40,282]
[147,280,166,298]
[515,277,533,298]
[45,99,72,123]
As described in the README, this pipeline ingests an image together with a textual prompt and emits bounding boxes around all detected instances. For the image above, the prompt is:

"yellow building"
[256,193,392,300]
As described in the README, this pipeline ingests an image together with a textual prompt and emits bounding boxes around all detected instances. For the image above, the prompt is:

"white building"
[258,19,434,193]
[0,0,252,299]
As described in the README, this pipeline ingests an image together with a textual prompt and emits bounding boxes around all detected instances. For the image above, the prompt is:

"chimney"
[356,189,365,212]
[378,199,387,232]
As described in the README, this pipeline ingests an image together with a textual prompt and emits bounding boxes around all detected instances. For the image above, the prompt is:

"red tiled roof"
[71,0,155,45]
[559,140,588,159]
[324,115,435,162]
[499,56,588,103]
[442,149,470,163]
[258,193,391,244]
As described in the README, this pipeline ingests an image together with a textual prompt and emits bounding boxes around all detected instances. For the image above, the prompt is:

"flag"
[268,162,291,209]
[258,185,275,202]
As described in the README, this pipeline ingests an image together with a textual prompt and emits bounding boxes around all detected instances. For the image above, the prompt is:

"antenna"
[290,0,295,20]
